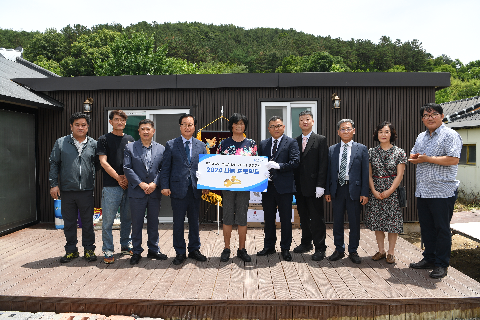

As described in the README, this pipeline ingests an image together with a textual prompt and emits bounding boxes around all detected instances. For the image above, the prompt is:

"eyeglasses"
[339,128,353,133]
[269,124,284,129]
[422,113,440,120]
[112,118,126,123]
[180,124,195,128]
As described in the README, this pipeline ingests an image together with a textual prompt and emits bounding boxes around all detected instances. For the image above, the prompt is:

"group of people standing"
[49,102,462,280]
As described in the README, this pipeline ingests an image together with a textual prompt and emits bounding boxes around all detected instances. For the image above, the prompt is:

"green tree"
[61,29,120,76]
[436,77,480,104]
[95,32,168,76]
[33,55,64,76]
[24,28,67,62]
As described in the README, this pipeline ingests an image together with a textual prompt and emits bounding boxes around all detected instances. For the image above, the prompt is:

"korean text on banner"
[197,154,268,192]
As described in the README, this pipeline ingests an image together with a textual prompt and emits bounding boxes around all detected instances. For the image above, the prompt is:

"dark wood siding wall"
[38,86,434,223]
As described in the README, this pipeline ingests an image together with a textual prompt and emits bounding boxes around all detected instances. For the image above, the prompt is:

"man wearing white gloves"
[293,111,329,261]
[257,116,300,261]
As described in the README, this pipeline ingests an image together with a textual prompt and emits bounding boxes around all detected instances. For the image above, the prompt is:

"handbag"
[377,147,407,208]
[397,185,407,208]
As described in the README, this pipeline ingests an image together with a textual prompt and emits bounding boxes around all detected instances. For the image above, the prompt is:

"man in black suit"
[293,110,328,261]
[257,116,300,261]
[325,119,369,264]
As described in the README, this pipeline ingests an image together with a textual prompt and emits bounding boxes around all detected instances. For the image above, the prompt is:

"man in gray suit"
[325,119,369,264]
[124,119,167,265]
[160,114,208,265]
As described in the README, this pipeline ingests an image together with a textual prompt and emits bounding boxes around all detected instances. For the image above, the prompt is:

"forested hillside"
[1,21,479,103]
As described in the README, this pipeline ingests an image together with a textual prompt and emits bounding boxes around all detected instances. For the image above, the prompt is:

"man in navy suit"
[124,119,167,265]
[325,119,369,264]
[160,114,208,265]
[257,116,300,261]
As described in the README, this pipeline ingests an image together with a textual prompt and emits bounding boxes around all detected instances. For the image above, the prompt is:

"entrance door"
[107,109,190,222]
[146,109,189,222]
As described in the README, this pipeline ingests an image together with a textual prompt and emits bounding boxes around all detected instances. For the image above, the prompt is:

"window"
[260,101,318,139]
[459,144,476,165]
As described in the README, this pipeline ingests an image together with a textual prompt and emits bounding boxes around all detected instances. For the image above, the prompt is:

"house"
[5,71,450,229]
[443,96,480,200]
[0,53,62,234]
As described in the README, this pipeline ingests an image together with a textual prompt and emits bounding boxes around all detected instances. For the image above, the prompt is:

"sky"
[1,0,478,64]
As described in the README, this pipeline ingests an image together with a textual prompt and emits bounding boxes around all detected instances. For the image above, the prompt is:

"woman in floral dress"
[365,121,407,264]
[216,113,257,262]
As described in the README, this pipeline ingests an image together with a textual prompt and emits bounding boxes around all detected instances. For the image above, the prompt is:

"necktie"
[302,136,307,152]
[339,144,348,186]
[185,141,191,163]
[272,139,278,158]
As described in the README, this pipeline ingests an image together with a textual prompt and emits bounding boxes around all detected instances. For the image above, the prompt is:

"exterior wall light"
[83,98,93,113]
[332,93,341,109]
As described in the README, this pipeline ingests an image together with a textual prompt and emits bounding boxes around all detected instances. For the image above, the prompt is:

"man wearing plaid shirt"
[408,103,462,279]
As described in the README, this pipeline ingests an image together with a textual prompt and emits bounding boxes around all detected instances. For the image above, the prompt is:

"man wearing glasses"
[97,110,135,264]
[325,119,369,264]
[408,103,462,279]
[257,116,300,261]
[160,114,208,265]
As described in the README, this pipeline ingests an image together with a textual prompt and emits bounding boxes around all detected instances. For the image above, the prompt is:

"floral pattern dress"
[216,137,257,156]
[364,145,407,233]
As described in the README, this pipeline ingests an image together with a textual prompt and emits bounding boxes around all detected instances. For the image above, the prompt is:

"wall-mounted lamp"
[83,97,94,113]
[331,93,341,109]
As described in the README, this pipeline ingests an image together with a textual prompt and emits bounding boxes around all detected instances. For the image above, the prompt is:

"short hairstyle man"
[257,115,300,261]
[97,110,135,264]
[408,103,462,279]
[49,112,99,263]
[160,114,208,265]
[293,110,328,261]
[325,119,369,264]
[123,118,167,265]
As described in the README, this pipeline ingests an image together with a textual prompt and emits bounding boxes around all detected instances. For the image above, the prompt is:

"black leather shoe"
[257,247,276,256]
[349,252,362,264]
[312,250,326,261]
[281,250,292,261]
[429,266,448,279]
[220,248,231,262]
[147,250,167,260]
[173,254,187,265]
[237,248,252,262]
[293,243,313,253]
[188,249,207,262]
[328,250,345,261]
[409,259,435,269]
[130,253,141,265]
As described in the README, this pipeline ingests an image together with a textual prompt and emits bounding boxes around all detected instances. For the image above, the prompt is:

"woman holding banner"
[216,113,257,262]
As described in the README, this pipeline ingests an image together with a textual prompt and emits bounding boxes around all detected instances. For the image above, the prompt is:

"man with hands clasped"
[293,111,328,261]
[257,116,300,261]
[408,103,462,279]
[97,110,135,264]
[325,119,369,264]
[124,119,167,265]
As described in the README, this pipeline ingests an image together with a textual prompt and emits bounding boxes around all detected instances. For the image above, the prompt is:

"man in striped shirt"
[408,103,462,279]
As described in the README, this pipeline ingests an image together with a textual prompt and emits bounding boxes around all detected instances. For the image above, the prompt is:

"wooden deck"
[1,223,479,320]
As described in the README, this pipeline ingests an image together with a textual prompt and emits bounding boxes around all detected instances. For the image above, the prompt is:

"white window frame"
[260,101,318,140]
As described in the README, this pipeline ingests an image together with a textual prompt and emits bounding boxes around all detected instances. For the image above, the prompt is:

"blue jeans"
[101,186,132,253]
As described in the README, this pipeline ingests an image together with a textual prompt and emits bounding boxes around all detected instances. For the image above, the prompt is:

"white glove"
[265,161,280,170]
[316,187,325,198]
[196,171,201,179]
[264,171,272,181]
